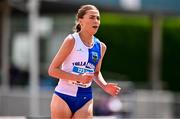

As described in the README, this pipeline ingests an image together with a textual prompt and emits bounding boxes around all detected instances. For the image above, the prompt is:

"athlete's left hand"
[104,83,121,96]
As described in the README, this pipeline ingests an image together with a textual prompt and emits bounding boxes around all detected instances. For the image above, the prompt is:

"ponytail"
[73,23,81,32]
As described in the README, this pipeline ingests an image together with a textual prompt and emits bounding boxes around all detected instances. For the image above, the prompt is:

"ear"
[78,18,83,26]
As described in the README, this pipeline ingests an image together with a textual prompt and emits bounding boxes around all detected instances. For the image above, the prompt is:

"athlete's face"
[79,9,100,35]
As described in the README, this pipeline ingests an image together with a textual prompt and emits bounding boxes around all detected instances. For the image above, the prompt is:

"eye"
[89,16,95,19]
[97,16,100,20]
[89,16,100,20]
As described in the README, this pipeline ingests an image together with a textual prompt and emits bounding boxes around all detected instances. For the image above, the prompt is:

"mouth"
[92,26,99,29]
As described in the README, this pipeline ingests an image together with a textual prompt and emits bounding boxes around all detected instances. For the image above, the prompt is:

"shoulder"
[61,34,75,47]
[100,42,107,56]
[94,36,107,53]
[100,42,107,50]
[94,37,106,48]
[64,34,75,44]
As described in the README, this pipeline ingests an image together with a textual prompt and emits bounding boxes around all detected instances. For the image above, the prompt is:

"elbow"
[48,67,53,77]
[94,71,100,77]
[48,65,62,79]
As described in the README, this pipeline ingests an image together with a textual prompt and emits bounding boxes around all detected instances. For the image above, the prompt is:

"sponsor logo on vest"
[92,52,98,62]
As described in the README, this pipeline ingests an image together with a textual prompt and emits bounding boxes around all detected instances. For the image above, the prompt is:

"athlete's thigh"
[72,99,93,119]
[50,94,72,119]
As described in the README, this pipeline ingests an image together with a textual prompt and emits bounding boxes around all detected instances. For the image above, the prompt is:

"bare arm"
[94,42,121,96]
[48,35,93,84]
[94,42,107,89]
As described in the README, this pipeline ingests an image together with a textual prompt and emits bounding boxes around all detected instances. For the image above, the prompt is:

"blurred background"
[0,0,180,119]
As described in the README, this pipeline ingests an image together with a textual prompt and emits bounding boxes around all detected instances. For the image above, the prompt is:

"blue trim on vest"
[87,37,101,69]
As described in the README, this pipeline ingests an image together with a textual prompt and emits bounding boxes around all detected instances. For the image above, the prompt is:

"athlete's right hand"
[77,73,94,84]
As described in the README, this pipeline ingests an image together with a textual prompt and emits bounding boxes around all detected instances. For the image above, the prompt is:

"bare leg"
[72,99,93,119]
[50,94,72,119]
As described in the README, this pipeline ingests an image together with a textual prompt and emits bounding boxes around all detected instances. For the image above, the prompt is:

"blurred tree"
[96,13,180,91]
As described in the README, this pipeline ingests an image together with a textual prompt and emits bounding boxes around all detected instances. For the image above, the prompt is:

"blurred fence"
[0,81,179,119]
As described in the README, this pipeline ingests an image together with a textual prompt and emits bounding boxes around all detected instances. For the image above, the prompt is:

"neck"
[79,31,93,47]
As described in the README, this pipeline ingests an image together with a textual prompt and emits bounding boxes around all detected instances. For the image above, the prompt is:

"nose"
[95,18,99,22]
[94,19,100,24]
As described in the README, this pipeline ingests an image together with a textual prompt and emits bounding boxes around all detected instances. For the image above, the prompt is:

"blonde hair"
[73,5,99,32]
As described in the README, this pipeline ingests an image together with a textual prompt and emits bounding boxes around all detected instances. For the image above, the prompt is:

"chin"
[90,30,98,35]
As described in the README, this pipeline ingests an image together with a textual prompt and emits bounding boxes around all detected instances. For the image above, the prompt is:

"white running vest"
[55,32,101,96]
